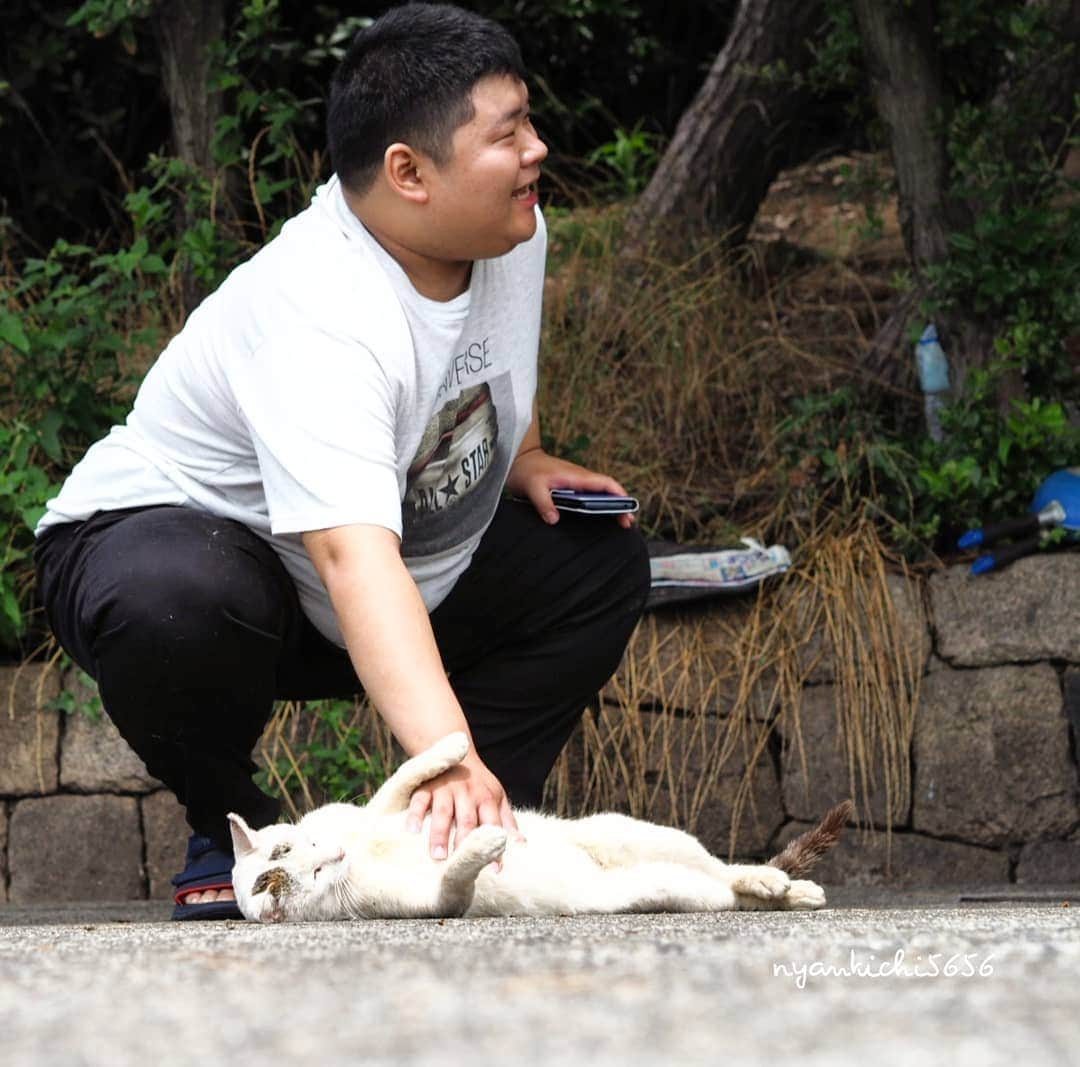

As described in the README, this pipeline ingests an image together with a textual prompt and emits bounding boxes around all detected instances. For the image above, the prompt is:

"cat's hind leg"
[565,814,792,902]
[553,863,738,915]
[720,863,791,901]
[365,732,471,815]
[735,879,826,911]
[565,813,723,873]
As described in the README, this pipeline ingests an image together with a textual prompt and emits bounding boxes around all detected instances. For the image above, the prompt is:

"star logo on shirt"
[439,474,460,503]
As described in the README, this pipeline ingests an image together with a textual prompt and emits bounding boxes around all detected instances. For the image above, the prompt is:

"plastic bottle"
[915,324,951,442]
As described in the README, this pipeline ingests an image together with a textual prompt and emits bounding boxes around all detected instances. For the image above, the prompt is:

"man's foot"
[180,888,236,905]
[171,833,243,921]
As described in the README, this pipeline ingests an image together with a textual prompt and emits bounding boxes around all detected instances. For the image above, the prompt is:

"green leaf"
[21,503,49,530]
[0,584,22,635]
[0,310,31,355]
[36,409,64,462]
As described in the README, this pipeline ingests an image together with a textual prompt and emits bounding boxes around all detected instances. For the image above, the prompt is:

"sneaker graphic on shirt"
[405,382,499,522]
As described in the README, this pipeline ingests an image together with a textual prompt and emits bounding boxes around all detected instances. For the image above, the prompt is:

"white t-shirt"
[37,176,544,645]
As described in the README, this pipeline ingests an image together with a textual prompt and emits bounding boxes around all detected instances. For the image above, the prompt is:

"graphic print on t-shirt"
[402,372,515,558]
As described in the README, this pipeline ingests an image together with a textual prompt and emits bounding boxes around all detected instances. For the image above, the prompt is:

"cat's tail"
[766,799,854,878]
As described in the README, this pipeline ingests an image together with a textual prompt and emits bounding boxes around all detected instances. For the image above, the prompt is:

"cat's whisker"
[335,878,364,919]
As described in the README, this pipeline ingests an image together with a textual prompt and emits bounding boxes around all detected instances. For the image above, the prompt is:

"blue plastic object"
[1031,468,1080,524]
[958,528,984,550]
[961,467,1080,575]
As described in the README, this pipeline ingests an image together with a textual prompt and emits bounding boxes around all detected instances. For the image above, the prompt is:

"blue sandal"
[171,833,243,921]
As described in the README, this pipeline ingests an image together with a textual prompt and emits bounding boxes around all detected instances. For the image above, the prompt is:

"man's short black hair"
[327,3,527,193]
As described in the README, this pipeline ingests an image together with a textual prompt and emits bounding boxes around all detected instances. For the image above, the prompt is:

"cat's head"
[227,812,348,923]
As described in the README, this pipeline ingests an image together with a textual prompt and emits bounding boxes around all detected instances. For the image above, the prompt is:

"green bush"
[917,364,1080,539]
[255,699,388,809]
[0,422,58,645]
[787,0,1080,550]
[1,0,325,654]
[776,364,1080,555]
[0,234,168,648]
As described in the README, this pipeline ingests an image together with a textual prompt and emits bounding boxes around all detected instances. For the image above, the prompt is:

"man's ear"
[227,812,258,858]
[383,142,429,204]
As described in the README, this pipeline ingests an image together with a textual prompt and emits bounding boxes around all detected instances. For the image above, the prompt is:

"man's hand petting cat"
[404,754,519,860]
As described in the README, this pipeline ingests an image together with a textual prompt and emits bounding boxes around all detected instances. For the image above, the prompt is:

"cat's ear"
[227,812,258,858]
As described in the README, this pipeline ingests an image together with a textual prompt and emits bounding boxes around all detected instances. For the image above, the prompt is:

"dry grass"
[538,206,900,544]
[540,518,920,854]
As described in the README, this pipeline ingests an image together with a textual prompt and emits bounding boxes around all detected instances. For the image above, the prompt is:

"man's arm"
[302,523,516,857]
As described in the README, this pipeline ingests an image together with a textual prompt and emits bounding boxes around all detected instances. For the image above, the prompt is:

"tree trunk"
[852,0,967,270]
[623,0,826,250]
[152,1,225,174]
[853,1,1080,395]
[852,0,988,390]
[151,1,226,312]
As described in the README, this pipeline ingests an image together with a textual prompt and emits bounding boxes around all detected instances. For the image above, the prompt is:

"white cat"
[227,732,851,923]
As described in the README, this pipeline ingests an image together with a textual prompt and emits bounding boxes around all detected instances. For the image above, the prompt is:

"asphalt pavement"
[1,889,1078,1067]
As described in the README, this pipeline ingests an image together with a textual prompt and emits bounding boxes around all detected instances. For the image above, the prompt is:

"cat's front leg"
[365,732,471,815]
[435,825,507,916]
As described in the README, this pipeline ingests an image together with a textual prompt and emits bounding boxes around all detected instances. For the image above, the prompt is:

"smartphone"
[550,489,639,514]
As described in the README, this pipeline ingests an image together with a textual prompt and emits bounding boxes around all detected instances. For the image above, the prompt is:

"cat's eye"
[269,843,292,860]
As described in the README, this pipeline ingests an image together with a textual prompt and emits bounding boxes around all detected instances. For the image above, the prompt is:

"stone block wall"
[782,556,1080,886]
[1,554,1078,902]
[583,554,1080,888]
[0,664,189,903]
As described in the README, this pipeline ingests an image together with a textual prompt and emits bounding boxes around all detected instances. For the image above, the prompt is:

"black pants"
[34,500,649,850]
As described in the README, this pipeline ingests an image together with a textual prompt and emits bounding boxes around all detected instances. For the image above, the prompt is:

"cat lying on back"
[228,732,852,923]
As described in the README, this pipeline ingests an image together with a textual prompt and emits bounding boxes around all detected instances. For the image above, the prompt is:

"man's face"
[421,74,548,262]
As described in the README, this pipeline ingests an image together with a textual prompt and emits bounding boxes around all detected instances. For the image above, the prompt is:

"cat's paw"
[784,879,826,910]
[462,824,508,865]
[729,865,791,900]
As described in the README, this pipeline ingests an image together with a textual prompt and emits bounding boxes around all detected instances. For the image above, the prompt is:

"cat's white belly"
[467,828,607,917]
[336,815,606,918]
